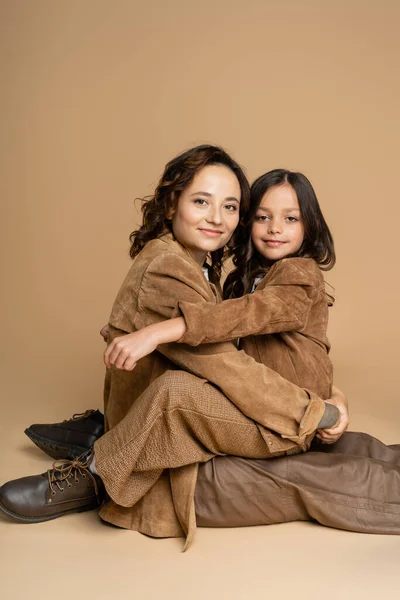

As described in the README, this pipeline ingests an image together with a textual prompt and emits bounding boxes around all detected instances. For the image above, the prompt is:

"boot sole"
[24,429,90,460]
[0,498,98,523]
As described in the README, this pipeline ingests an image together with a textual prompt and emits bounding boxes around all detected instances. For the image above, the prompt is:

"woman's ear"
[166,208,175,220]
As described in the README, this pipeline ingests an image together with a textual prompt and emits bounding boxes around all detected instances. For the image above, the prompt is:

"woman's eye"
[194,198,208,206]
[225,204,238,211]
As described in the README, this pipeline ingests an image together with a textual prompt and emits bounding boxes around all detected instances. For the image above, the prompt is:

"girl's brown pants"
[195,431,400,534]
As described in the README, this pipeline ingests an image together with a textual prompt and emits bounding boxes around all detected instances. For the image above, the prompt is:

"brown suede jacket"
[97,234,329,544]
[178,257,333,400]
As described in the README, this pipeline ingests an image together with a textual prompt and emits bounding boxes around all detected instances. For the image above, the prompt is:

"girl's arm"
[316,385,350,444]
[178,258,320,346]
[104,317,185,370]
[104,257,319,368]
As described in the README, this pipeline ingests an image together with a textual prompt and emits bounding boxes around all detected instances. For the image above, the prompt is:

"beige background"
[1,1,400,599]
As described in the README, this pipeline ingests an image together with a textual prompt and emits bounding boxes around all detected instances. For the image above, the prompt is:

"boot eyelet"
[51,491,56,496]
[67,483,72,488]
[82,474,86,479]
[59,488,64,493]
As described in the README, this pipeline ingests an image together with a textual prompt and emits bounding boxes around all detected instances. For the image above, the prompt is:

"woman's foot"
[24,410,104,460]
[0,452,105,523]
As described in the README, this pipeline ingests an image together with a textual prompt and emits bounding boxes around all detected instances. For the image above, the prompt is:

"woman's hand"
[104,328,159,370]
[103,317,187,371]
[316,385,350,444]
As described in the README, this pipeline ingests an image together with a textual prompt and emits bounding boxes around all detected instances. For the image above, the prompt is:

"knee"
[153,370,204,412]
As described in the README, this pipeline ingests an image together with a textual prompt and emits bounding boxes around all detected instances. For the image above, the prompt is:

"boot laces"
[63,409,95,423]
[47,454,100,503]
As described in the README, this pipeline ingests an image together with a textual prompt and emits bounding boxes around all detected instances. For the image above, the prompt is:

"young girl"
[0,148,340,547]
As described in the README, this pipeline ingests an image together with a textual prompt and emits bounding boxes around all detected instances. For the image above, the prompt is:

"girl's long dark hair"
[130,144,250,284]
[224,169,335,299]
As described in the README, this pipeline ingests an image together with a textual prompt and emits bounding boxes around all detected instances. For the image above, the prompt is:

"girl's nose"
[268,220,281,234]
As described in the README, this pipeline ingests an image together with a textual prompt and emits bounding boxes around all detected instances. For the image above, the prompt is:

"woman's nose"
[206,207,223,224]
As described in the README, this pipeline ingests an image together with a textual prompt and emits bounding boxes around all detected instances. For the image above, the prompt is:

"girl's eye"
[286,216,299,223]
[255,215,269,221]
[194,198,208,206]
[225,204,238,212]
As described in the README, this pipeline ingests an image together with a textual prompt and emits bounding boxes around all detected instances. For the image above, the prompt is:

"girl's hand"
[104,328,159,371]
[316,385,350,444]
[100,324,110,343]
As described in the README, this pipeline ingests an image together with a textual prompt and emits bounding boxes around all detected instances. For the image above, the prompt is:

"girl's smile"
[263,240,287,247]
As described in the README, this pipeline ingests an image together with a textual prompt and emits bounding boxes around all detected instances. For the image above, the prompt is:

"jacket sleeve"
[133,254,326,451]
[178,259,320,346]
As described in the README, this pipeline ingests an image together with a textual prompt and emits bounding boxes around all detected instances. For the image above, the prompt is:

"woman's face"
[171,164,241,265]
[251,183,304,263]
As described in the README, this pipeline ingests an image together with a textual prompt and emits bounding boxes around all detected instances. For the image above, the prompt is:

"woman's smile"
[198,228,224,238]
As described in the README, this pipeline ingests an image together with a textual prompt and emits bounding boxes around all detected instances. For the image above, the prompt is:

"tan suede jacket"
[97,234,327,543]
[178,257,333,400]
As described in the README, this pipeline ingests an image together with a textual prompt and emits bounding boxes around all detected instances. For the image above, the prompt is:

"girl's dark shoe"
[24,410,105,460]
[0,453,104,523]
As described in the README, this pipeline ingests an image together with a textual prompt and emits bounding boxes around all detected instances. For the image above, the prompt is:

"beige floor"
[1,380,400,600]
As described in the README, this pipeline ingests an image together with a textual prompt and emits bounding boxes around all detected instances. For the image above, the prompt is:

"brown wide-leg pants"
[195,431,400,534]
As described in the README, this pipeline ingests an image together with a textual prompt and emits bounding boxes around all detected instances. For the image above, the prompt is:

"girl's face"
[251,183,304,263]
[171,164,241,265]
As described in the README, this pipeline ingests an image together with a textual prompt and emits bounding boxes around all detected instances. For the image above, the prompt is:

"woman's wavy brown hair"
[224,169,336,299]
[129,145,250,284]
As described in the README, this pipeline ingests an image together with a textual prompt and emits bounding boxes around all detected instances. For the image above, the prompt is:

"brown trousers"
[195,431,400,534]
[96,370,400,536]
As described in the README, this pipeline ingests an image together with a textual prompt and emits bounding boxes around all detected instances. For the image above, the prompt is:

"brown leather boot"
[0,453,105,523]
[24,410,105,460]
